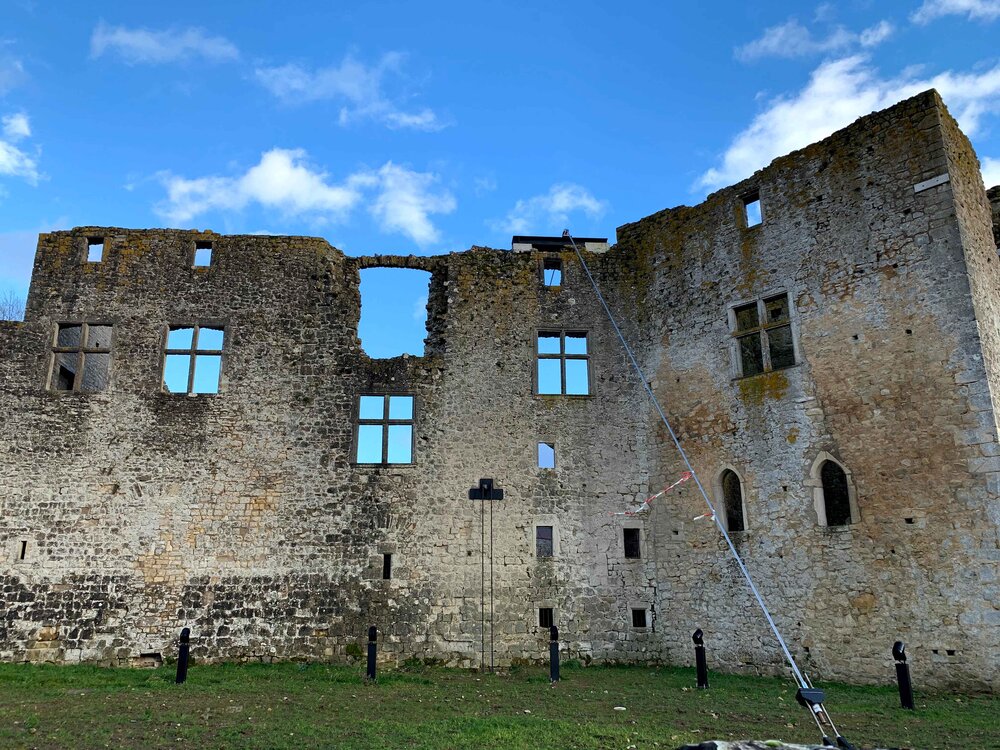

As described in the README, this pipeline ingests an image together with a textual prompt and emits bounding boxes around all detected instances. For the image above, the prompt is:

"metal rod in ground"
[175,627,190,684]
[693,629,709,689]
[549,625,560,683]
[366,626,377,682]
[893,641,915,710]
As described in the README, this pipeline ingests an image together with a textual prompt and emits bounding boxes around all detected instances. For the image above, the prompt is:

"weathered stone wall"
[0,90,997,690]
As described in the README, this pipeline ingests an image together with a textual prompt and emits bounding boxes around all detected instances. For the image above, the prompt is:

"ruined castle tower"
[1,90,998,690]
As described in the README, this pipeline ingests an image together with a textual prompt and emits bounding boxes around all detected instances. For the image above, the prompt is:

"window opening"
[535,525,553,557]
[18,541,27,560]
[358,268,431,358]
[721,470,745,532]
[356,394,414,464]
[87,238,104,263]
[542,257,563,287]
[194,241,213,267]
[538,442,555,469]
[50,323,112,392]
[733,293,795,377]
[623,528,641,559]
[382,553,392,580]
[537,331,590,395]
[631,608,647,628]
[163,324,224,394]
[538,607,554,628]
[821,460,852,526]
[743,193,762,227]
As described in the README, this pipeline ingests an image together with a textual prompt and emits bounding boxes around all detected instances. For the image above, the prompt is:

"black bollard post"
[693,628,709,689]
[549,625,560,683]
[366,626,377,682]
[175,627,190,685]
[892,641,914,710]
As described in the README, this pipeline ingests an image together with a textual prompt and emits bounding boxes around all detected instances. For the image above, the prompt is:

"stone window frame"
[534,329,593,397]
[807,452,861,528]
[712,465,749,534]
[629,602,651,630]
[741,190,763,229]
[539,254,564,288]
[352,393,417,467]
[83,235,106,264]
[191,239,215,269]
[622,522,643,559]
[727,289,800,379]
[159,322,227,396]
[531,517,560,558]
[47,321,113,394]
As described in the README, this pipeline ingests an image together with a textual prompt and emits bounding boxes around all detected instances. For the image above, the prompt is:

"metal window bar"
[164,324,224,395]
[356,394,415,465]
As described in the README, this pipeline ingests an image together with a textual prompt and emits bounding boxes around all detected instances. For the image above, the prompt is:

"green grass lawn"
[0,661,994,749]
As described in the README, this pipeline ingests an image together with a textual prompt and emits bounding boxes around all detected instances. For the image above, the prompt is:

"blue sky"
[3,1,1000,353]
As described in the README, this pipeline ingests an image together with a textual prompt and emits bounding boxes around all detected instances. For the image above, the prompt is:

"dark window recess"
[623,528,641,559]
[542,257,563,287]
[743,192,762,227]
[194,241,213,267]
[536,525,554,557]
[163,324,224,395]
[722,470,746,532]
[18,541,27,560]
[51,323,112,392]
[821,461,852,526]
[538,607,554,628]
[631,608,647,628]
[356,394,415,464]
[537,331,590,395]
[87,238,104,262]
[733,293,795,377]
[382,553,392,580]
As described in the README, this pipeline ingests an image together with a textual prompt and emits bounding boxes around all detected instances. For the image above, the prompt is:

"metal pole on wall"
[468,479,504,673]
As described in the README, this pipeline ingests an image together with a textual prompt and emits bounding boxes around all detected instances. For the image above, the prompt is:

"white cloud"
[735,19,892,61]
[254,53,444,131]
[912,0,1000,23]
[412,294,428,321]
[495,183,607,235]
[2,112,29,140]
[155,149,454,246]
[0,56,26,94]
[696,55,1000,191]
[0,110,38,185]
[982,156,1000,188]
[90,21,239,64]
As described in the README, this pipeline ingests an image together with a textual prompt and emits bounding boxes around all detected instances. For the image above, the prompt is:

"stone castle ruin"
[1,90,998,690]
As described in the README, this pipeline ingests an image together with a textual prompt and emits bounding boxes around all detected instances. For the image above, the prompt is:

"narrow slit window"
[163,324,224,395]
[743,193,762,228]
[194,242,213,268]
[623,528,641,559]
[355,394,415,465]
[50,323,112,393]
[542,257,563,287]
[631,608,647,628]
[18,541,27,560]
[382,553,392,580]
[538,607,554,628]
[535,525,554,557]
[87,238,104,263]
[537,330,590,395]
[538,442,555,469]
[721,470,746,532]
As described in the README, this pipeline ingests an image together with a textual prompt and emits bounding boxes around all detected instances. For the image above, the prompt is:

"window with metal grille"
[50,323,112,392]
[538,607,553,628]
[355,395,415,465]
[732,293,795,377]
[536,331,590,395]
[536,525,554,557]
[623,528,641,559]
[163,325,224,394]
[631,608,647,628]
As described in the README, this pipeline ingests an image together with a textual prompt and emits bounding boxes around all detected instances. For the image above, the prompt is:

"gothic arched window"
[721,469,746,532]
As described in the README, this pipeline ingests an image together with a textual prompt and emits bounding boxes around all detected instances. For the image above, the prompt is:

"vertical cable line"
[564,231,809,690]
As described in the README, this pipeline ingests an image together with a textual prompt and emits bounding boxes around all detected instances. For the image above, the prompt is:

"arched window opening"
[821,461,851,526]
[721,469,746,532]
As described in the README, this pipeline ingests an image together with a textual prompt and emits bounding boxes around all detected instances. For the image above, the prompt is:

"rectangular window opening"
[732,293,796,378]
[355,394,415,465]
[542,257,563,287]
[359,267,432,358]
[18,541,27,560]
[743,193,762,228]
[538,442,555,469]
[537,331,590,396]
[87,238,104,263]
[194,242,213,267]
[538,607,554,628]
[382,553,392,580]
[623,528,641,559]
[50,323,112,393]
[163,324,224,395]
[631,608,647,628]
[535,525,554,557]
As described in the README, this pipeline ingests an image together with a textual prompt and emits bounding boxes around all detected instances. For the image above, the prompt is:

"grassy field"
[0,661,994,749]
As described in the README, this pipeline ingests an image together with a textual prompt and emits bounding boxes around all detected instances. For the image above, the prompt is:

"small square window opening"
[194,242,213,267]
[538,442,555,469]
[623,528,641,559]
[538,607,554,628]
[536,525,554,557]
[743,193,762,228]
[631,608,648,628]
[542,257,563,287]
[87,238,105,263]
